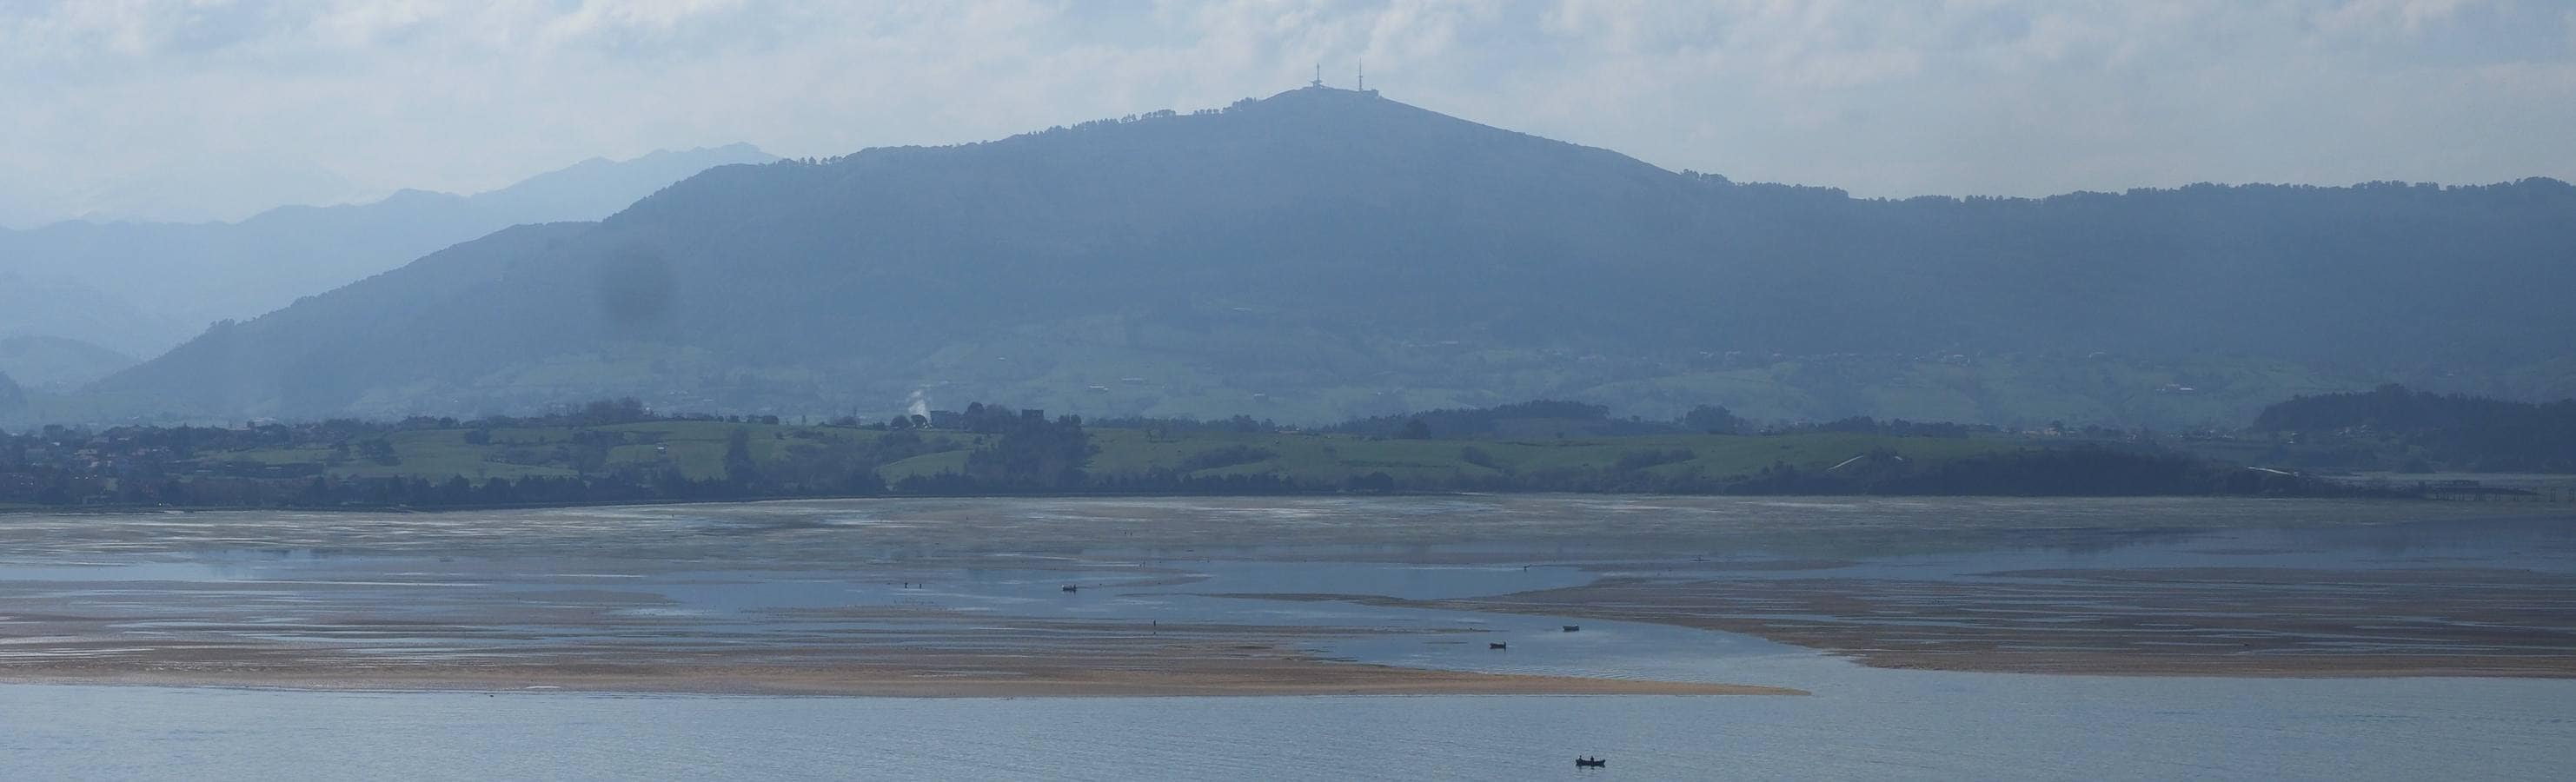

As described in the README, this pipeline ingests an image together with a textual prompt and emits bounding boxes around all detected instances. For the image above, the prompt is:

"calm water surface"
[3,677,2568,781]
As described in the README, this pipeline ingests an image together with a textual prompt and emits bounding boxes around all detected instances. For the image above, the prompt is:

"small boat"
[1489,642,1508,650]
[1575,756,1608,768]
[1060,585,1079,593]
[1562,625,1581,632]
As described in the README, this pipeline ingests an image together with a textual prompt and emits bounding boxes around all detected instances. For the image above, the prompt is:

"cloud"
[0,0,2570,225]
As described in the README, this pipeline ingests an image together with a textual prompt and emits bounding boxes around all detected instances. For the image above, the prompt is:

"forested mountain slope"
[71,88,2576,427]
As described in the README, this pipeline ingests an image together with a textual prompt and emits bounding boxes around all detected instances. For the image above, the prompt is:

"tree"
[580,397,649,425]
[723,427,762,488]
[963,413,1097,489]
[1349,471,1397,491]
[0,371,23,413]
[1398,417,1433,440]
[358,438,399,466]
[300,476,335,505]
[1682,405,1745,434]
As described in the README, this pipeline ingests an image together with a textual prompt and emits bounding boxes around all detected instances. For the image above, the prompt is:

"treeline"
[1085,400,1715,438]
[1822,447,2321,496]
[0,429,893,511]
[2253,385,2576,472]
[1320,401,2012,441]
[1301,447,2326,497]
[23,469,883,511]
[997,445,2332,498]
[1088,414,1281,434]
[1326,401,1742,439]
[1775,416,1997,439]
[0,399,1101,508]
[2,398,2367,510]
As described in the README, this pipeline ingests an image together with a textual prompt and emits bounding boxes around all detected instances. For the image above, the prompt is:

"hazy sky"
[4,0,2573,226]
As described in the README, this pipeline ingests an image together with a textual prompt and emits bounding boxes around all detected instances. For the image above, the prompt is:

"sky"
[3,0,2573,226]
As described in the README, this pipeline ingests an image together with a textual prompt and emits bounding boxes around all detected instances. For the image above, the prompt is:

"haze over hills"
[57,88,2576,428]
[0,271,181,366]
[0,335,140,393]
[42,153,371,228]
[0,143,776,361]
[0,370,21,415]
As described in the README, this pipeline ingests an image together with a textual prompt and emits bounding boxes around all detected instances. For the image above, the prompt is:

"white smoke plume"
[906,389,930,420]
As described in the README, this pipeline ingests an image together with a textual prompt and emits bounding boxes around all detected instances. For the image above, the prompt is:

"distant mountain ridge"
[0,270,182,362]
[0,143,776,358]
[58,88,2576,428]
[0,335,137,392]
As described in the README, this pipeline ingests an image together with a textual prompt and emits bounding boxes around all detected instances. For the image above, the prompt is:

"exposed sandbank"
[2,497,2564,688]
[1238,563,2576,679]
[0,660,1802,698]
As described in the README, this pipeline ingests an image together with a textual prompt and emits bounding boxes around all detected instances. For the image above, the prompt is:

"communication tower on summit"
[1311,63,1323,88]
[1358,59,1364,91]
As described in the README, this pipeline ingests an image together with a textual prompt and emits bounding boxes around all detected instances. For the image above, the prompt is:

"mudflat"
[0,659,1799,697]
[1284,564,2576,678]
[1,496,2566,692]
[0,607,1800,695]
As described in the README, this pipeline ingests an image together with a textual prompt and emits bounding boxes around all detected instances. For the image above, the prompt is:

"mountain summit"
[70,89,2576,427]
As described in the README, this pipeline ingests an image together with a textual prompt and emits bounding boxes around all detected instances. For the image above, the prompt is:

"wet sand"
[0,659,1798,697]
[1246,563,2576,678]
[0,608,1800,695]
[2,497,2566,691]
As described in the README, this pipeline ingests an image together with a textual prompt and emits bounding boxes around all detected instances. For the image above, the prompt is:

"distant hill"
[0,144,775,356]
[459,144,779,222]
[0,335,138,391]
[0,271,186,361]
[67,88,2576,427]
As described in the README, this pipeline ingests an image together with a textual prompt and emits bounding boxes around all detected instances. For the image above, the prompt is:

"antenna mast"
[1358,59,1364,91]
[1311,63,1323,89]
